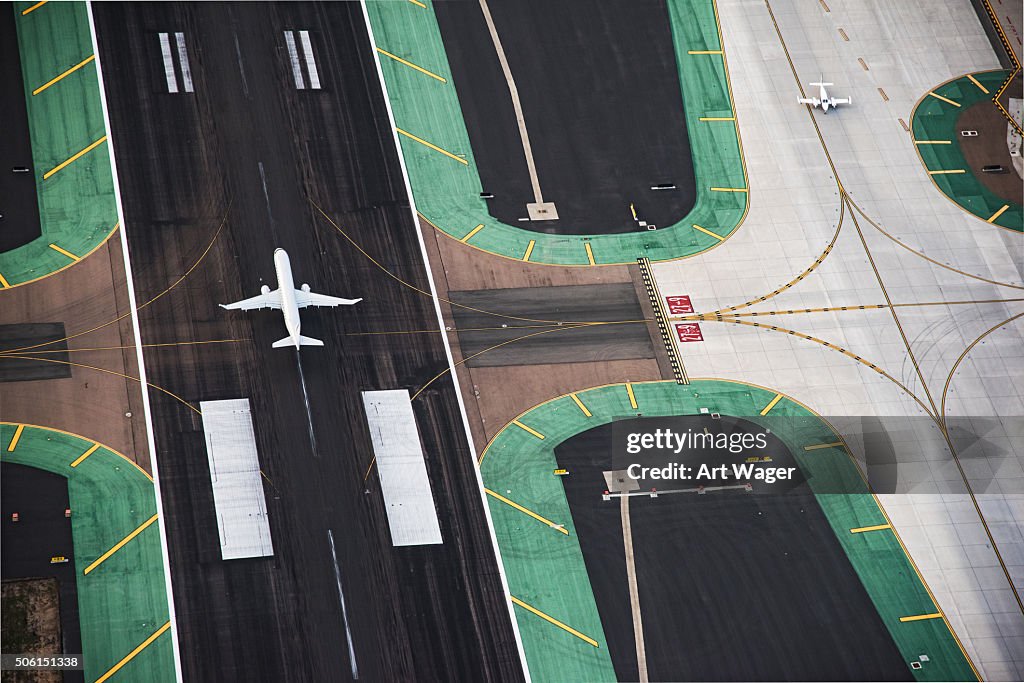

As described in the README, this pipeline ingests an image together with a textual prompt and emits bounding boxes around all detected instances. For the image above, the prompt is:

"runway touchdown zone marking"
[284,30,321,90]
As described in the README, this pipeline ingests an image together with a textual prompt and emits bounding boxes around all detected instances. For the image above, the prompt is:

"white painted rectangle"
[174,32,194,92]
[299,30,321,89]
[159,32,178,93]
[284,31,304,89]
[201,398,274,560]
[362,390,443,546]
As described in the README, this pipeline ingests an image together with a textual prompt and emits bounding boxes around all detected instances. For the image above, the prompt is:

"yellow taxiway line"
[485,489,567,535]
[21,0,47,15]
[850,523,891,534]
[988,205,1009,223]
[914,139,951,145]
[523,240,536,262]
[70,443,100,468]
[83,513,159,575]
[570,392,592,417]
[626,383,638,409]
[899,612,943,623]
[0,272,9,288]
[512,420,544,439]
[710,186,748,192]
[928,91,960,107]
[395,128,467,165]
[760,394,783,415]
[376,48,446,83]
[966,74,989,94]
[43,136,107,179]
[7,425,25,452]
[33,54,95,95]
[928,169,965,175]
[693,224,725,241]
[511,596,598,647]
[460,224,483,243]
[407,0,427,7]
[804,441,844,451]
[48,243,80,261]
[94,621,171,683]
[688,50,722,55]
[584,242,595,266]
[699,116,735,122]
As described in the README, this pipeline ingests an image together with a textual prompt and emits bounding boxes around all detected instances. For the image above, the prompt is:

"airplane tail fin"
[271,335,324,349]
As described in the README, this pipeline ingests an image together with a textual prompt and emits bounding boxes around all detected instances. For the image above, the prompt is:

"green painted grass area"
[2,1,117,288]
[365,0,746,265]
[480,380,977,682]
[1,424,175,683]
[912,70,1022,232]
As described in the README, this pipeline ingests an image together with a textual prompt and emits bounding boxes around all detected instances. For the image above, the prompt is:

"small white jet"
[220,248,361,349]
[797,78,851,113]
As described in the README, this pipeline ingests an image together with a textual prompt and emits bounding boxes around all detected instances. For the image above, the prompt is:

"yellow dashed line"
[395,128,467,165]
[460,224,483,243]
[878,88,890,102]
[966,74,989,94]
[522,240,536,262]
[375,48,447,83]
[899,118,909,131]
[838,28,849,41]
[899,612,943,623]
[760,394,783,416]
[94,622,171,683]
[804,441,844,451]
[513,420,544,439]
[48,243,80,262]
[928,91,960,107]
[858,57,869,71]
[70,444,100,468]
[988,205,1009,223]
[83,513,159,575]
[43,135,107,179]
[511,596,598,646]
[33,54,95,95]
[485,489,567,534]
[584,242,595,266]
[625,383,638,409]
[693,224,725,241]
[570,393,592,417]
[850,523,892,534]
[7,425,25,452]
[21,0,47,15]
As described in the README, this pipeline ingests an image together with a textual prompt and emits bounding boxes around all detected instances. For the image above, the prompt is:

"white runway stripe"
[299,30,320,89]
[159,32,178,93]
[174,32,194,93]
[284,31,305,89]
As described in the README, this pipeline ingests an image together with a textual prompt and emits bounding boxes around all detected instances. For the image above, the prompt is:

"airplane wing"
[797,97,820,106]
[294,290,362,308]
[220,289,283,310]
[831,97,851,105]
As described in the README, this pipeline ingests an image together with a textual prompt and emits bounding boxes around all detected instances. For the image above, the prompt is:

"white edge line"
[359,3,531,680]
[87,5,185,681]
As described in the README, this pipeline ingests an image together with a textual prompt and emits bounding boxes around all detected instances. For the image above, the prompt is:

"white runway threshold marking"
[159,32,177,92]
[174,32,193,92]
[328,529,359,680]
[284,30,321,90]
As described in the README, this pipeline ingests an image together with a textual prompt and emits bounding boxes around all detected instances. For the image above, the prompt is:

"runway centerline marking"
[83,513,160,575]
[988,205,1009,223]
[850,524,892,534]
[512,420,544,439]
[460,224,484,242]
[396,127,468,164]
[693,224,725,241]
[486,489,568,534]
[21,1,47,15]
[510,596,598,646]
[70,443,100,468]
[760,393,783,415]
[376,47,447,83]
[7,425,25,451]
[93,622,171,683]
[32,54,95,96]
[43,136,107,179]
[928,91,960,107]
[626,383,638,409]
[48,243,80,262]
[570,393,592,417]
[899,612,943,622]
[328,530,359,679]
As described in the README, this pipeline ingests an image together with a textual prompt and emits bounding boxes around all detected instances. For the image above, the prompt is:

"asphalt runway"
[92,3,520,681]
[0,323,70,382]
[555,416,913,681]
[1,462,83,681]
[450,283,654,366]
[0,1,42,253]
[434,0,696,235]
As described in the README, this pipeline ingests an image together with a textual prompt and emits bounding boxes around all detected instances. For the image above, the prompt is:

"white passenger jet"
[797,78,851,113]
[220,248,361,349]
